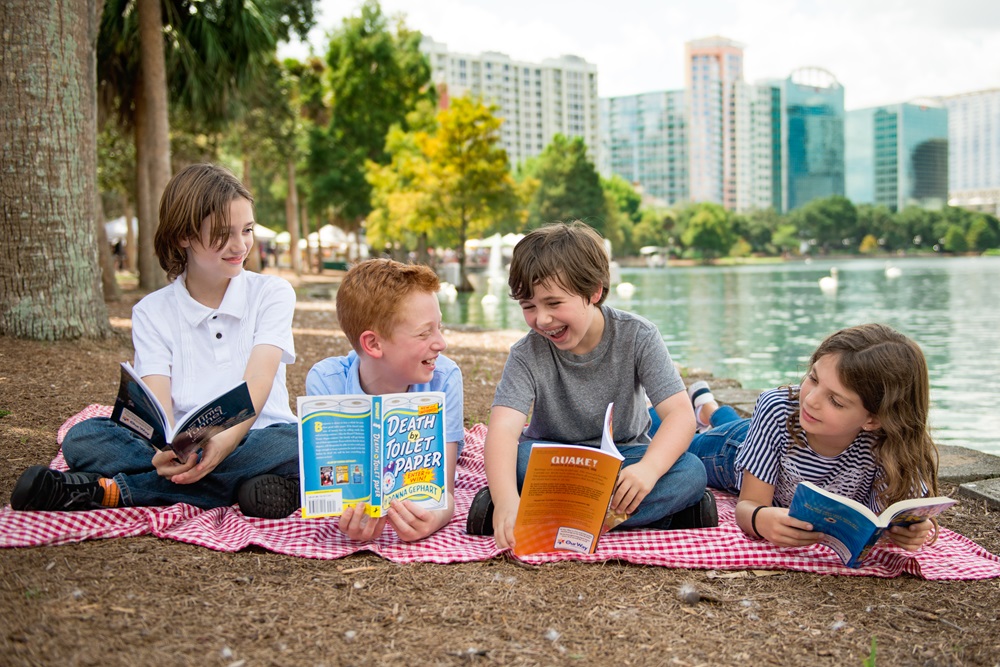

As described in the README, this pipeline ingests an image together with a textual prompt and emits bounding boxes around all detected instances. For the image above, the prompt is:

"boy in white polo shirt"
[10,164,301,519]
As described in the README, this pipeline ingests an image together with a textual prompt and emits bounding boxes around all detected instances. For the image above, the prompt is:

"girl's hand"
[338,503,388,542]
[887,519,934,551]
[152,448,196,479]
[386,498,453,542]
[492,498,519,551]
[755,506,827,547]
[612,461,660,515]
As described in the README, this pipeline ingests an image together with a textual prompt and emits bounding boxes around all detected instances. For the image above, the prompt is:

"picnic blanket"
[2,405,999,580]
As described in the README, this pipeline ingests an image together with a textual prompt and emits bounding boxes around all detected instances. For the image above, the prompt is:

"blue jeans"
[61,417,299,509]
[685,406,750,495]
[515,439,707,529]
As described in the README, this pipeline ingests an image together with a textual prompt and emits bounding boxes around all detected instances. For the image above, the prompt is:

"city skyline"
[279,0,1000,110]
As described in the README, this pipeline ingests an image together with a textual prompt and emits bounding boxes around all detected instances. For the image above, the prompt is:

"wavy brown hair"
[154,164,254,281]
[336,258,440,350]
[787,323,940,510]
[507,221,610,305]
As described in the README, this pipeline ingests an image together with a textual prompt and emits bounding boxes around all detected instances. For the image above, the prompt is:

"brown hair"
[154,164,254,280]
[787,323,939,510]
[507,221,609,305]
[336,258,441,350]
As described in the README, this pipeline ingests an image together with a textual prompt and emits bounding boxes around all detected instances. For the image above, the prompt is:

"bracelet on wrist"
[750,505,767,539]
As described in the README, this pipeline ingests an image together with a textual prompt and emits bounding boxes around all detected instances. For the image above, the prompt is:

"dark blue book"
[788,481,956,568]
[111,362,256,463]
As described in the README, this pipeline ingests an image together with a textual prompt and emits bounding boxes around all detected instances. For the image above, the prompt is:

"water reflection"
[445,256,1000,454]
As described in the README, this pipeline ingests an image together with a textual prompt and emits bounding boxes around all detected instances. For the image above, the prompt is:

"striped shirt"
[734,387,884,512]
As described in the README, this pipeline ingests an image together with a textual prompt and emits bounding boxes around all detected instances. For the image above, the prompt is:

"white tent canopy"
[253,225,277,240]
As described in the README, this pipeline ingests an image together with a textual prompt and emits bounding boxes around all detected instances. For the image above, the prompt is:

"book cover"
[788,481,956,568]
[297,392,448,519]
[512,403,624,556]
[111,362,255,462]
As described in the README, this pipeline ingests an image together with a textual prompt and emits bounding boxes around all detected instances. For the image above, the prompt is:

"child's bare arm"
[612,391,695,514]
[484,405,528,550]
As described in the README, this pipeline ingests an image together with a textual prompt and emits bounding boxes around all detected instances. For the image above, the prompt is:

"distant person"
[11,164,301,519]
[306,258,464,542]
[683,323,941,552]
[468,221,716,549]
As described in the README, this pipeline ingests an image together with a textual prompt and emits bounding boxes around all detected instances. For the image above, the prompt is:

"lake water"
[440,256,1000,455]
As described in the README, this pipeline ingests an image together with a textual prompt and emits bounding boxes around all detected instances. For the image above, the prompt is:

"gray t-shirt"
[492,305,684,447]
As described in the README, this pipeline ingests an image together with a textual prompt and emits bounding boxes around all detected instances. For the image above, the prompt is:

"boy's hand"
[754,506,825,547]
[492,499,519,550]
[338,503,389,542]
[163,433,240,485]
[887,519,934,551]
[386,497,454,542]
[612,461,660,515]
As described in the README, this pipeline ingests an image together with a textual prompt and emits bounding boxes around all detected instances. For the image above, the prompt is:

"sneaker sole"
[238,475,300,519]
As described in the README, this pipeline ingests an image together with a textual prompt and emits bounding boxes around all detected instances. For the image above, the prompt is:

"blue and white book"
[788,481,956,568]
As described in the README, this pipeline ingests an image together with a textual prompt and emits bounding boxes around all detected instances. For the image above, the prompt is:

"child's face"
[518,278,603,355]
[376,291,447,388]
[182,197,254,283]
[798,353,880,453]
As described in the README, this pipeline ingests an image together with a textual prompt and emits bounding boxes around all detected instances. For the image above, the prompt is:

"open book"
[297,392,449,519]
[788,481,957,568]
[513,403,625,556]
[110,362,256,463]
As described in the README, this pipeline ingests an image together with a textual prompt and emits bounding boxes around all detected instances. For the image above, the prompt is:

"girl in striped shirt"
[686,323,940,551]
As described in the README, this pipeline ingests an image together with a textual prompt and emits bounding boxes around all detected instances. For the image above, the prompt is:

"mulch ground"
[1,275,998,666]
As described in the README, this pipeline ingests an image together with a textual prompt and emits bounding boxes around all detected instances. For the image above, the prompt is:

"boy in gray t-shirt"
[468,221,716,549]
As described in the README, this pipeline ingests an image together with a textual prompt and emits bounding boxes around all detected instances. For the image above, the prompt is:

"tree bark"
[95,192,122,301]
[0,0,111,339]
[286,160,302,275]
[137,0,169,289]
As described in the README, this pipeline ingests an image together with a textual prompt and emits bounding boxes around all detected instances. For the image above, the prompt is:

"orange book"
[513,404,625,556]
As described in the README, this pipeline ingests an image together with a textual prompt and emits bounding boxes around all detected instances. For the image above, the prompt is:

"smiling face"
[182,197,254,287]
[518,277,605,356]
[365,290,447,393]
[798,353,881,455]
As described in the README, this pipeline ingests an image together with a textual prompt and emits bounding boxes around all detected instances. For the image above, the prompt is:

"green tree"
[368,97,516,290]
[2,0,111,339]
[944,224,968,253]
[680,203,734,261]
[528,135,610,230]
[967,214,1000,251]
[732,208,781,254]
[309,0,434,229]
[789,195,858,253]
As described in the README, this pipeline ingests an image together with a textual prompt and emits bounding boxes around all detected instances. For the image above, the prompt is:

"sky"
[278,0,1000,110]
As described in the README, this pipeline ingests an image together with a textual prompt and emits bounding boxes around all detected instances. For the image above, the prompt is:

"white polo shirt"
[131,270,298,429]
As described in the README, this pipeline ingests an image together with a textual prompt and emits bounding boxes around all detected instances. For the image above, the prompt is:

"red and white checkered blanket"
[2,405,999,579]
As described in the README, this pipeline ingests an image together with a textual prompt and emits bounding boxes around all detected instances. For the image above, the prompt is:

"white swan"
[819,267,839,294]
[885,264,902,279]
[615,282,636,299]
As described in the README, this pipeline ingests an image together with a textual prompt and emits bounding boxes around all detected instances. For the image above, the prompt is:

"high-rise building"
[846,102,949,211]
[685,36,744,209]
[942,89,1000,215]
[420,36,599,169]
[779,67,845,212]
[734,81,782,213]
[599,90,688,205]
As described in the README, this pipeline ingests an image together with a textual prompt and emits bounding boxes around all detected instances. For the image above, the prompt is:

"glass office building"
[599,90,688,205]
[943,89,1000,215]
[846,102,949,211]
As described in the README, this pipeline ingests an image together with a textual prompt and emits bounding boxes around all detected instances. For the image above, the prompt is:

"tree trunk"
[133,86,158,287]
[0,0,111,339]
[122,193,136,271]
[286,160,301,275]
[137,0,169,289]
[300,204,313,274]
[241,157,262,272]
[95,192,122,301]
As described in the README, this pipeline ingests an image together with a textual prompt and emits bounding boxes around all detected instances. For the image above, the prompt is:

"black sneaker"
[10,465,105,511]
[466,486,495,535]
[237,475,300,518]
[663,489,719,530]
